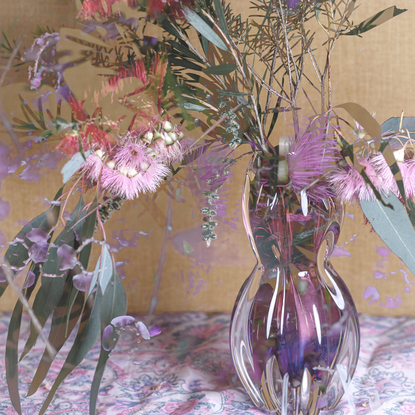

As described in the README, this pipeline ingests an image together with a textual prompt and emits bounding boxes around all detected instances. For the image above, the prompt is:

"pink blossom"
[287,124,339,200]
[329,152,415,203]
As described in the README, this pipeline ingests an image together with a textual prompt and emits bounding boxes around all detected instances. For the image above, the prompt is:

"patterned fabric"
[0,312,414,414]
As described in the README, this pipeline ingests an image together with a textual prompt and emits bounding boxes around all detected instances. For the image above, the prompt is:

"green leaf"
[344,6,406,36]
[213,0,230,41]
[182,7,228,52]
[183,102,209,111]
[38,290,103,415]
[204,63,237,75]
[21,197,86,359]
[88,245,113,297]
[167,40,204,64]
[90,270,126,415]
[61,150,92,184]
[382,116,415,142]
[360,192,415,276]
[5,270,40,415]
[169,57,203,71]
[0,188,63,299]
[26,276,85,396]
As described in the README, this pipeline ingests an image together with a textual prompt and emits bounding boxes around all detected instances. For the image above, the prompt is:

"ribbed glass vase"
[230,154,360,414]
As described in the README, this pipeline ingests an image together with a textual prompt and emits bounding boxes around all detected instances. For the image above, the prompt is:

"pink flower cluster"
[82,120,193,199]
[329,152,415,203]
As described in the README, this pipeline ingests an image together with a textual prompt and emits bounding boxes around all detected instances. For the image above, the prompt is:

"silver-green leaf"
[360,192,415,276]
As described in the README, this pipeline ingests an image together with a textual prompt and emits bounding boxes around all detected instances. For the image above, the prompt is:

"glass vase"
[230,154,360,414]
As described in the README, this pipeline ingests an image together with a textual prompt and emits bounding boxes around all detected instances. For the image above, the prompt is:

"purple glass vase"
[230,154,360,414]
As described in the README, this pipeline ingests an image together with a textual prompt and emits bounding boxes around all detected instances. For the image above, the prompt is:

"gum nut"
[178,131,185,140]
[95,149,104,159]
[119,166,129,176]
[163,121,173,132]
[106,160,115,169]
[140,162,150,171]
[147,151,157,158]
[162,131,174,145]
[168,132,178,142]
[127,167,138,178]
[154,131,162,139]
[144,132,153,142]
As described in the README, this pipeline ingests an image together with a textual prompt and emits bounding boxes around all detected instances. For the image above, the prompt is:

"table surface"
[1,312,415,415]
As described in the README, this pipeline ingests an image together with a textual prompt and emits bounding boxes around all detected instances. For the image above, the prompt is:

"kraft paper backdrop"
[0,0,415,316]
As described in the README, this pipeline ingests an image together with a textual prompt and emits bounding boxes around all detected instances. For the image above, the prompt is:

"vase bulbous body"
[230,155,360,414]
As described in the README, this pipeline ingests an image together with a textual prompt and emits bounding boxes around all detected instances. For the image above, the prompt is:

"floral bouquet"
[0,0,413,413]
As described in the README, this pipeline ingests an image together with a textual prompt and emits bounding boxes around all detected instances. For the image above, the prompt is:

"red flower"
[77,0,138,20]
[147,0,195,19]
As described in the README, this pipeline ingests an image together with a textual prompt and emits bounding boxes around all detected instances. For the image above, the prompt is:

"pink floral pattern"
[0,313,415,414]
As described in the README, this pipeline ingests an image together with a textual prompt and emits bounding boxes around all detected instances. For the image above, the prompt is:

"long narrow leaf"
[183,7,228,52]
[38,290,103,415]
[90,269,127,414]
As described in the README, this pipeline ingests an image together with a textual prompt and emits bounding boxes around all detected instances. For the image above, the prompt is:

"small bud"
[168,132,178,142]
[154,131,162,139]
[143,131,153,144]
[163,121,173,132]
[393,148,405,162]
[95,149,104,159]
[162,131,174,145]
[147,150,157,158]
[106,160,115,169]
[178,131,185,140]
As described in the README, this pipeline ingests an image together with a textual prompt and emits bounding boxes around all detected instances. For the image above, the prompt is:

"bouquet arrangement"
[0,0,413,413]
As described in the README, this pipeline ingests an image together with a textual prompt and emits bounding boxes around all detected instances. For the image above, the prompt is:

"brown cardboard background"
[0,0,415,316]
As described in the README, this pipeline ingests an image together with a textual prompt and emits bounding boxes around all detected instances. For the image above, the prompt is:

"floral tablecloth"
[0,312,415,415]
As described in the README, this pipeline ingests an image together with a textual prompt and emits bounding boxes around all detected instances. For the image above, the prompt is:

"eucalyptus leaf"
[87,244,113,298]
[21,197,86,360]
[344,6,406,36]
[182,7,228,52]
[213,0,230,40]
[360,192,415,276]
[5,272,39,415]
[382,116,415,143]
[1,188,63,298]
[183,102,209,111]
[204,63,237,75]
[61,150,92,184]
[38,290,103,415]
[90,270,126,415]
[26,276,85,397]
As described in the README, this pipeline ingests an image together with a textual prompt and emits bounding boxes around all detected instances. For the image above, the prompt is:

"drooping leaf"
[21,197,86,358]
[5,268,40,415]
[26,274,85,396]
[0,187,63,298]
[90,269,127,415]
[344,6,406,36]
[204,63,237,75]
[182,7,228,52]
[38,290,103,415]
[360,192,415,276]
[61,150,92,184]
